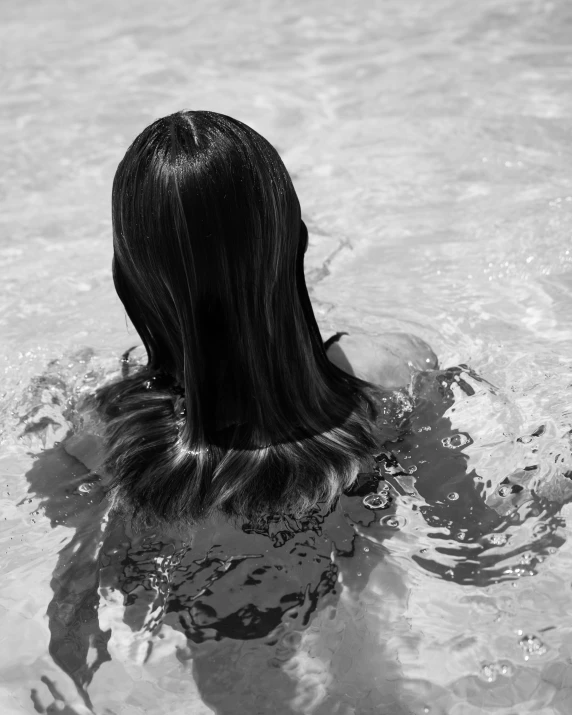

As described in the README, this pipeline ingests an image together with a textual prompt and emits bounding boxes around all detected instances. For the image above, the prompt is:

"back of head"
[99,110,385,526]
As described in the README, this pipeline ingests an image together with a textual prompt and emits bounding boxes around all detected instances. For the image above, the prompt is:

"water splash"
[362,493,390,510]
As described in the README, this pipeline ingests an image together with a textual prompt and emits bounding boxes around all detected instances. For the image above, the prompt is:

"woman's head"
[113,111,305,382]
[101,111,386,524]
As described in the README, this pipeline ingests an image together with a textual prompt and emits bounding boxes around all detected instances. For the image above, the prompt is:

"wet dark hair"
[97,110,387,525]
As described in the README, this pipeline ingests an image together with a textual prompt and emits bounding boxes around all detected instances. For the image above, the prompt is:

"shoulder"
[326,331,438,389]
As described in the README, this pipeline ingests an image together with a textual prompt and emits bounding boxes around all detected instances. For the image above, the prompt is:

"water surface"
[1,0,572,713]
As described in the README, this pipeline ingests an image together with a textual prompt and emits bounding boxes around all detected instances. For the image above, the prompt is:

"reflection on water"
[2,0,572,712]
[8,348,572,714]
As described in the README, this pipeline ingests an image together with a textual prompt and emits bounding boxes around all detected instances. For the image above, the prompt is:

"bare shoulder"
[326,331,438,389]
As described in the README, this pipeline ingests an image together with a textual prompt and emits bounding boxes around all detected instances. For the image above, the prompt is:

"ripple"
[380,515,406,529]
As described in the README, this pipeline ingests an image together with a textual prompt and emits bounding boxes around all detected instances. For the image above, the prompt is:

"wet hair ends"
[98,110,389,526]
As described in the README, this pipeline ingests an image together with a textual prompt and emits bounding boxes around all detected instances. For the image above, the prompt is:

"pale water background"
[1,0,572,713]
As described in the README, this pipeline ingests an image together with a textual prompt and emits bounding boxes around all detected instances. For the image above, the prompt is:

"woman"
[32,111,445,714]
[29,112,572,714]
[96,109,436,527]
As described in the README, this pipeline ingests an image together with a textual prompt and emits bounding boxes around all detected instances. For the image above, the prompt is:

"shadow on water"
[21,361,572,714]
[23,441,111,713]
[24,437,412,714]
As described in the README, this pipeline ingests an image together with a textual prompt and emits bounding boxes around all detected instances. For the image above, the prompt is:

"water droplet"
[486,533,510,546]
[362,493,390,510]
[518,634,547,658]
[457,531,466,540]
[548,546,557,554]
[442,433,471,449]
[447,492,459,501]
[420,548,428,554]
[498,485,512,497]
[408,465,417,474]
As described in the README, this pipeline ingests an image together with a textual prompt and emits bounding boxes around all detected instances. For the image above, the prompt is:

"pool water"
[2,0,572,712]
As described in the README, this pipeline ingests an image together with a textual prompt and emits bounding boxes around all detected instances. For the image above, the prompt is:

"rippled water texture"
[2,0,572,713]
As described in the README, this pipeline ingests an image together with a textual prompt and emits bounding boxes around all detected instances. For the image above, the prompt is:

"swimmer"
[34,111,442,713]
[35,112,572,714]
[95,110,437,526]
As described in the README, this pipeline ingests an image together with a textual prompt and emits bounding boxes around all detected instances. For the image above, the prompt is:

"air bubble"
[480,661,514,682]
[481,664,496,682]
[518,634,547,659]
[442,433,471,449]
[498,485,512,497]
[362,493,390,510]
[447,492,459,501]
[504,566,533,578]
